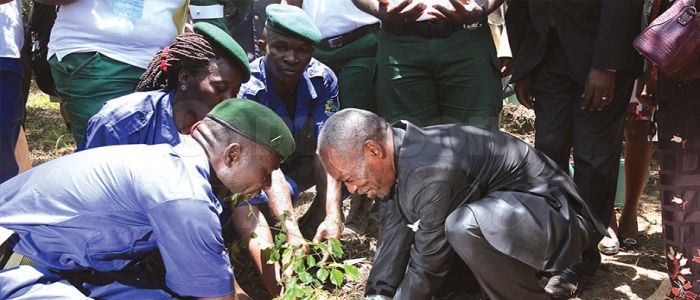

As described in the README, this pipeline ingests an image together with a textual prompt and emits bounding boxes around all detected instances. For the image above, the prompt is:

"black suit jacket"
[506,0,644,85]
[365,122,606,299]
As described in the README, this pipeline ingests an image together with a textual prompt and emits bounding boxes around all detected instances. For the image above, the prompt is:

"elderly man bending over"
[316,109,605,300]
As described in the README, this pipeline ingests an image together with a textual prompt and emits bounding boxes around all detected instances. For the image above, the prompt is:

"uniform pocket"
[86,228,156,272]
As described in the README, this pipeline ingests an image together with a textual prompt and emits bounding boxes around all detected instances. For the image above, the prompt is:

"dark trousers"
[530,35,634,275]
[444,205,550,300]
[0,58,24,184]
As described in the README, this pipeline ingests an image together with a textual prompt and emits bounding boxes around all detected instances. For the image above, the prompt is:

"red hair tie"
[189,120,203,136]
[160,47,169,73]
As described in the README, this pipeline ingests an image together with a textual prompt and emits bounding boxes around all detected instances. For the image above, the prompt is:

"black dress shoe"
[544,267,592,299]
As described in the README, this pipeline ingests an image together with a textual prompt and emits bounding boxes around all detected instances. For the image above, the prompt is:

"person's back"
[395,122,587,218]
[0,141,218,272]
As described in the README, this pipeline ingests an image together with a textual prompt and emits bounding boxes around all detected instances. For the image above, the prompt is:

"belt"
[319,23,380,49]
[383,20,483,38]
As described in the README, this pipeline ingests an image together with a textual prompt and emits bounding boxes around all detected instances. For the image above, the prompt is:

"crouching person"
[237,4,343,241]
[0,100,294,300]
[316,109,606,300]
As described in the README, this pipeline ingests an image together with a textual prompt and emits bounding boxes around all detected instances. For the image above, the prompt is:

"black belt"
[319,23,380,49]
[383,20,483,38]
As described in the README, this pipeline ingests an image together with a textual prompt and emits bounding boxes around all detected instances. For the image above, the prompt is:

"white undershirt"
[0,0,24,59]
[302,0,379,39]
[48,0,187,69]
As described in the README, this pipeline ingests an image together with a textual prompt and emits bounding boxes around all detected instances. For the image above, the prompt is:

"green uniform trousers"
[49,52,144,145]
[376,25,502,127]
[313,30,379,112]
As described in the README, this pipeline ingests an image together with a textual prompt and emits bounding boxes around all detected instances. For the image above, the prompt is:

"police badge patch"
[324,97,339,116]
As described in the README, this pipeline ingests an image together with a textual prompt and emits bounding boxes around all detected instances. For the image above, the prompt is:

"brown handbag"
[633,0,700,82]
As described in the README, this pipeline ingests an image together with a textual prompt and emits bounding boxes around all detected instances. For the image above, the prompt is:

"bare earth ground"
[24,90,668,299]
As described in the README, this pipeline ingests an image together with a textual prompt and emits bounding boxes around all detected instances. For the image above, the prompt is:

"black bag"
[27,2,58,97]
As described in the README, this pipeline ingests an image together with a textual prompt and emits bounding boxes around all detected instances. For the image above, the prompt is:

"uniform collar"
[172,135,211,181]
[249,57,319,100]
[392,122,406,167]
[382,122,406,201]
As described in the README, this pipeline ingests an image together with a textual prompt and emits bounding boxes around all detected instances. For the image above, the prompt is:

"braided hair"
[136,31,222,91]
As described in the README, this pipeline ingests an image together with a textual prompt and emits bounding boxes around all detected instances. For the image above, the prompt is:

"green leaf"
[316,268,329,282]
[293,257,306,274]
[342,264,361,281]
[330,268,344,286]
[329,238,343,257]
[262,247,275,264]
[282,248,293,266]
[298,271,313,284]
[275,233,287,246]
[306,254,317,267]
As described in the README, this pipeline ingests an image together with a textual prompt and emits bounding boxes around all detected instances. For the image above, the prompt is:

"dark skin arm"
[430,0,505,24]
[352,0,427,23]
[514,76,535,109]
[581,68,616,111]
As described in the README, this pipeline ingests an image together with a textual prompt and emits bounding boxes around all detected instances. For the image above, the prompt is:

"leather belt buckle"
[327,36,343,49]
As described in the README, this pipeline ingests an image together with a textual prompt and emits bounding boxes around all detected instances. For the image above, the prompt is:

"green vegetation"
[24,87,75,165]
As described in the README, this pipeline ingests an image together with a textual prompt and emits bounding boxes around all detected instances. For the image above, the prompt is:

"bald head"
[317,109,389,161]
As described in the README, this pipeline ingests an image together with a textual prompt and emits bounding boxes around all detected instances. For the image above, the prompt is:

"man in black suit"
[506,0,644,297]
[317,109,605,300]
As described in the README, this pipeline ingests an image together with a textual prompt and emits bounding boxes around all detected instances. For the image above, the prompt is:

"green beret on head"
[264,4,321,44]
[193,22,251,82]
[207,99,295,160]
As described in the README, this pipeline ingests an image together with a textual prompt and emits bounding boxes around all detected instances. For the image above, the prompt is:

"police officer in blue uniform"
[237,4,343,240]
[79,23,291,297]
[0,100,294,299]
[80,22,250,150]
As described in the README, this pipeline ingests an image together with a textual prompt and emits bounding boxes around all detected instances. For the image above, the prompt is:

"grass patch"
[24,84,75,165]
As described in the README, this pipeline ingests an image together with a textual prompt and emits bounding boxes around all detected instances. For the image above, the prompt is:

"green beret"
[207,99,295,159]
[264,4,321,44]
[193,22,251,82]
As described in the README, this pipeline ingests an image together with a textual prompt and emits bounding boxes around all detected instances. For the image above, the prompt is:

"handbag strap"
[648,0,663,83]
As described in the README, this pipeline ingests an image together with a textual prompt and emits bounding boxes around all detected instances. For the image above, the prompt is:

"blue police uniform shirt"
[79,90,180,151]
[0,137,234,298]
[237,57,340,140]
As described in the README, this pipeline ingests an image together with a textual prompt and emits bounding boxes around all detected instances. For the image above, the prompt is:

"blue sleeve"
[148,199,235,298]
[312,73,340,139]
[79,115,123,151]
